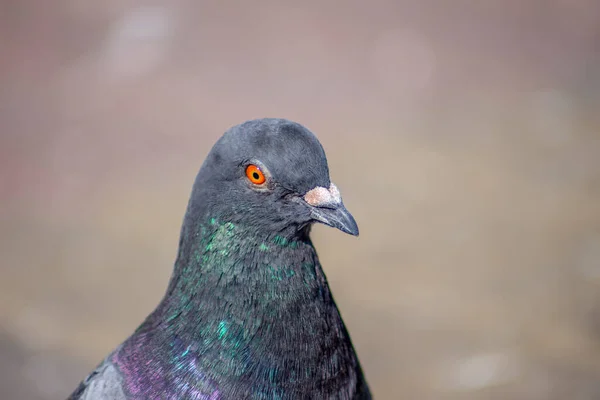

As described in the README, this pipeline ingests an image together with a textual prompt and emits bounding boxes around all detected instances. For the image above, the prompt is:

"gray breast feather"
[68,359,127,400]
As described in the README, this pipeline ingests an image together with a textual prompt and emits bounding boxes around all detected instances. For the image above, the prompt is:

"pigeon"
[68,118,371,399]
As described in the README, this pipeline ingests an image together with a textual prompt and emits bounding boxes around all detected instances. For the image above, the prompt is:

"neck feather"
[159,217,327,326]
[141,217,350,355]
[116,216,362,398]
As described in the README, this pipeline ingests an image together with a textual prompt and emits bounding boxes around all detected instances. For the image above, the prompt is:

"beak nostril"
[304,183,342,208]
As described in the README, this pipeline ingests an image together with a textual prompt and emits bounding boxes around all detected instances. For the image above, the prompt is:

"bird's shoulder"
[67,354,126,400]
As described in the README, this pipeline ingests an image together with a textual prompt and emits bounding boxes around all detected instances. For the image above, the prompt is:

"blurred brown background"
[1,1,600,399]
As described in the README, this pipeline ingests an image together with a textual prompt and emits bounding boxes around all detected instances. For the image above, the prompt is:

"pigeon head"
[188,118,358,237]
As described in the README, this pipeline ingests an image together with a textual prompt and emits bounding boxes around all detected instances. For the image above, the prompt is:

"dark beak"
[310,204,359,236]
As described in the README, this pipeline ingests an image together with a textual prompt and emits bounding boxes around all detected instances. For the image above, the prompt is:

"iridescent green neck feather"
[124,216,362,398]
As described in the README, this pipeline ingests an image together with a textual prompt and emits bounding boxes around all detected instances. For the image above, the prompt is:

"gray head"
[187,118,358,237]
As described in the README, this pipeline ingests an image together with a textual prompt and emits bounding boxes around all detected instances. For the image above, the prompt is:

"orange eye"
[246,164,266,185]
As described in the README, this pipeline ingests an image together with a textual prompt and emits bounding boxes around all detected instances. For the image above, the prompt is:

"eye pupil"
[252,172,259,180]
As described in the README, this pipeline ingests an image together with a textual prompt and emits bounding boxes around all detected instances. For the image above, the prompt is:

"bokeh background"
[2,1,600,399]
